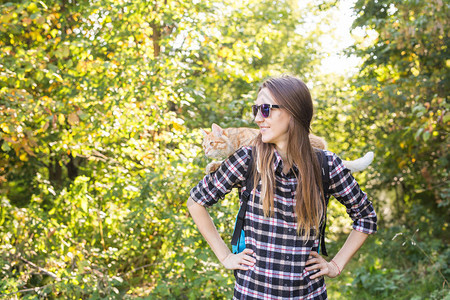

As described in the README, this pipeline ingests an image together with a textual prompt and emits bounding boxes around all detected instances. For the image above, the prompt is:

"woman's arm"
[331,229,368,272]
[187,197,256,270]
[306,229,368,279]
[306,151,377,279]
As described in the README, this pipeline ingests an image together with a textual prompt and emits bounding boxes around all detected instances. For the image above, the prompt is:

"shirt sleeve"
[190,146,252,207]
[326,151,377,234]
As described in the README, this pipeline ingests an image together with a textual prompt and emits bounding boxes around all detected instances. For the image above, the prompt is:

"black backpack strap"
[316,150,330,256]
[316,149,330,199]
[231,149,254,248]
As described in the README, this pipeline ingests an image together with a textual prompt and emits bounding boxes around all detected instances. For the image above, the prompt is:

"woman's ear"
[289,115,295,129]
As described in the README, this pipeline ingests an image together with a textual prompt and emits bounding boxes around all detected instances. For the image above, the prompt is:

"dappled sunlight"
[0,0,448,298]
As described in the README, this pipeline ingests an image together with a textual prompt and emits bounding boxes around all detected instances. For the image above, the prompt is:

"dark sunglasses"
[252,104,281,118]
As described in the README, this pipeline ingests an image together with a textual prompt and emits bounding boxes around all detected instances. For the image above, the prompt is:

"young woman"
[187,75,377,299]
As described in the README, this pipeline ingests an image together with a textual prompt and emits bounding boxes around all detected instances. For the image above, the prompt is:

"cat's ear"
[211,123,223,137]
[200,129,209,136]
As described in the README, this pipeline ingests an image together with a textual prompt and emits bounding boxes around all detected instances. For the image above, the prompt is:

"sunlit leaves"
[0,0,339,297]
[350,0,448,211]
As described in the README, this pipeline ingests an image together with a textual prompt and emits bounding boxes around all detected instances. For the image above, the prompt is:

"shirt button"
[286,255,290,260]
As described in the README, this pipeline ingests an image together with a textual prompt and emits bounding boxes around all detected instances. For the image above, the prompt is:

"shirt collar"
[273,149,298,176]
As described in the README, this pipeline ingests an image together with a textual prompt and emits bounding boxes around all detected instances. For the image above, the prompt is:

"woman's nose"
[254,110,264,123]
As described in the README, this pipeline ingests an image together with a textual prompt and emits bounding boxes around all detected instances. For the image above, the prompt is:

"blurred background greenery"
[0,0,448,298]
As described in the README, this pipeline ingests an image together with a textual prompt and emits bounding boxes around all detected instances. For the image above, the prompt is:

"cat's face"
[201,130,230,159]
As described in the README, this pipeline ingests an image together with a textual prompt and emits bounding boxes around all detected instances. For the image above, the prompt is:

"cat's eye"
[252,104,282,118]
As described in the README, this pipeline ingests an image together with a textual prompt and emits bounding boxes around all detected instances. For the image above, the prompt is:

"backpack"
[231,149,330,256]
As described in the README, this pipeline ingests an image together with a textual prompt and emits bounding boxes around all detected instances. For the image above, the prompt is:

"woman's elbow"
[187,197,195,208]
[187,197,202,214]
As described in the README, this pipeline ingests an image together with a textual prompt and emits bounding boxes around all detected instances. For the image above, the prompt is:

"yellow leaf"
[68,112,79,126]
[27,3,38,13]
[62,45,69,57]
[19,152,28,161]
[22,142,35,157]
[172,122,185,132]
[42,121,49,131]
[58,114,65,125]
[80,197,88,212]
[1,123,10,133]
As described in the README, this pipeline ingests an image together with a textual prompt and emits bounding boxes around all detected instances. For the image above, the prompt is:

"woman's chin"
[261,136,272,144]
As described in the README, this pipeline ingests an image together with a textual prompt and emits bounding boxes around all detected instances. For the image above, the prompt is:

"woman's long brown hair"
[252,75,325,240]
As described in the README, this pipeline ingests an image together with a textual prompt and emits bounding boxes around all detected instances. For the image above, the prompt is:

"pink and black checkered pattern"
[190,147,377,299]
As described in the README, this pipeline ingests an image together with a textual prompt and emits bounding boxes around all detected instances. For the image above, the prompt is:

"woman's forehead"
[256,88,275,104]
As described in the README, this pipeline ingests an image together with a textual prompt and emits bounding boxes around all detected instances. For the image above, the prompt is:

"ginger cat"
[201,123,373,174]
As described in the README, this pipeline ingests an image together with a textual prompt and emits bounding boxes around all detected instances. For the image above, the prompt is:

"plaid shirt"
[190,146,377,299]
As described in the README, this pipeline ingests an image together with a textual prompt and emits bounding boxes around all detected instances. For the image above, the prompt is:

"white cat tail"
[342,151,374,173]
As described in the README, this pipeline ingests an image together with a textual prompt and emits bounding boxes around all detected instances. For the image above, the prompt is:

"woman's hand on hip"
[221,248,256,270]
[305,251,340,279]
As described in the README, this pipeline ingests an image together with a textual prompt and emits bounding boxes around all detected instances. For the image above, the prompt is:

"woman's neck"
[275,142,288,162]
[275,143,291,173]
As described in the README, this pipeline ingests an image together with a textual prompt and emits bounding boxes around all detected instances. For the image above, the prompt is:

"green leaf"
[415,128,423,140]
[185,258,195,269]
[443,113,450,124]
[80,197,88,212]
[1,142,11,152]
[422,130,430,142]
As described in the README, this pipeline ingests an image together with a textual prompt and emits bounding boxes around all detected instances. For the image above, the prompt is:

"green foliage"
[0,0,448,298]
[340,222,449,299]
[349,0,448,213]
[323,1,449,298]
[0,0,325,297]
[325,204,449,299]
[309,0,449,298]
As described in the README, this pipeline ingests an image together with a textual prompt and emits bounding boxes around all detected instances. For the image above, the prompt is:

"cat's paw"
[206,161,222,174]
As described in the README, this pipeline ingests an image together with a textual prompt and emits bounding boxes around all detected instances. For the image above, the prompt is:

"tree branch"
[0,283,54,297]
[19,255,61,281]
